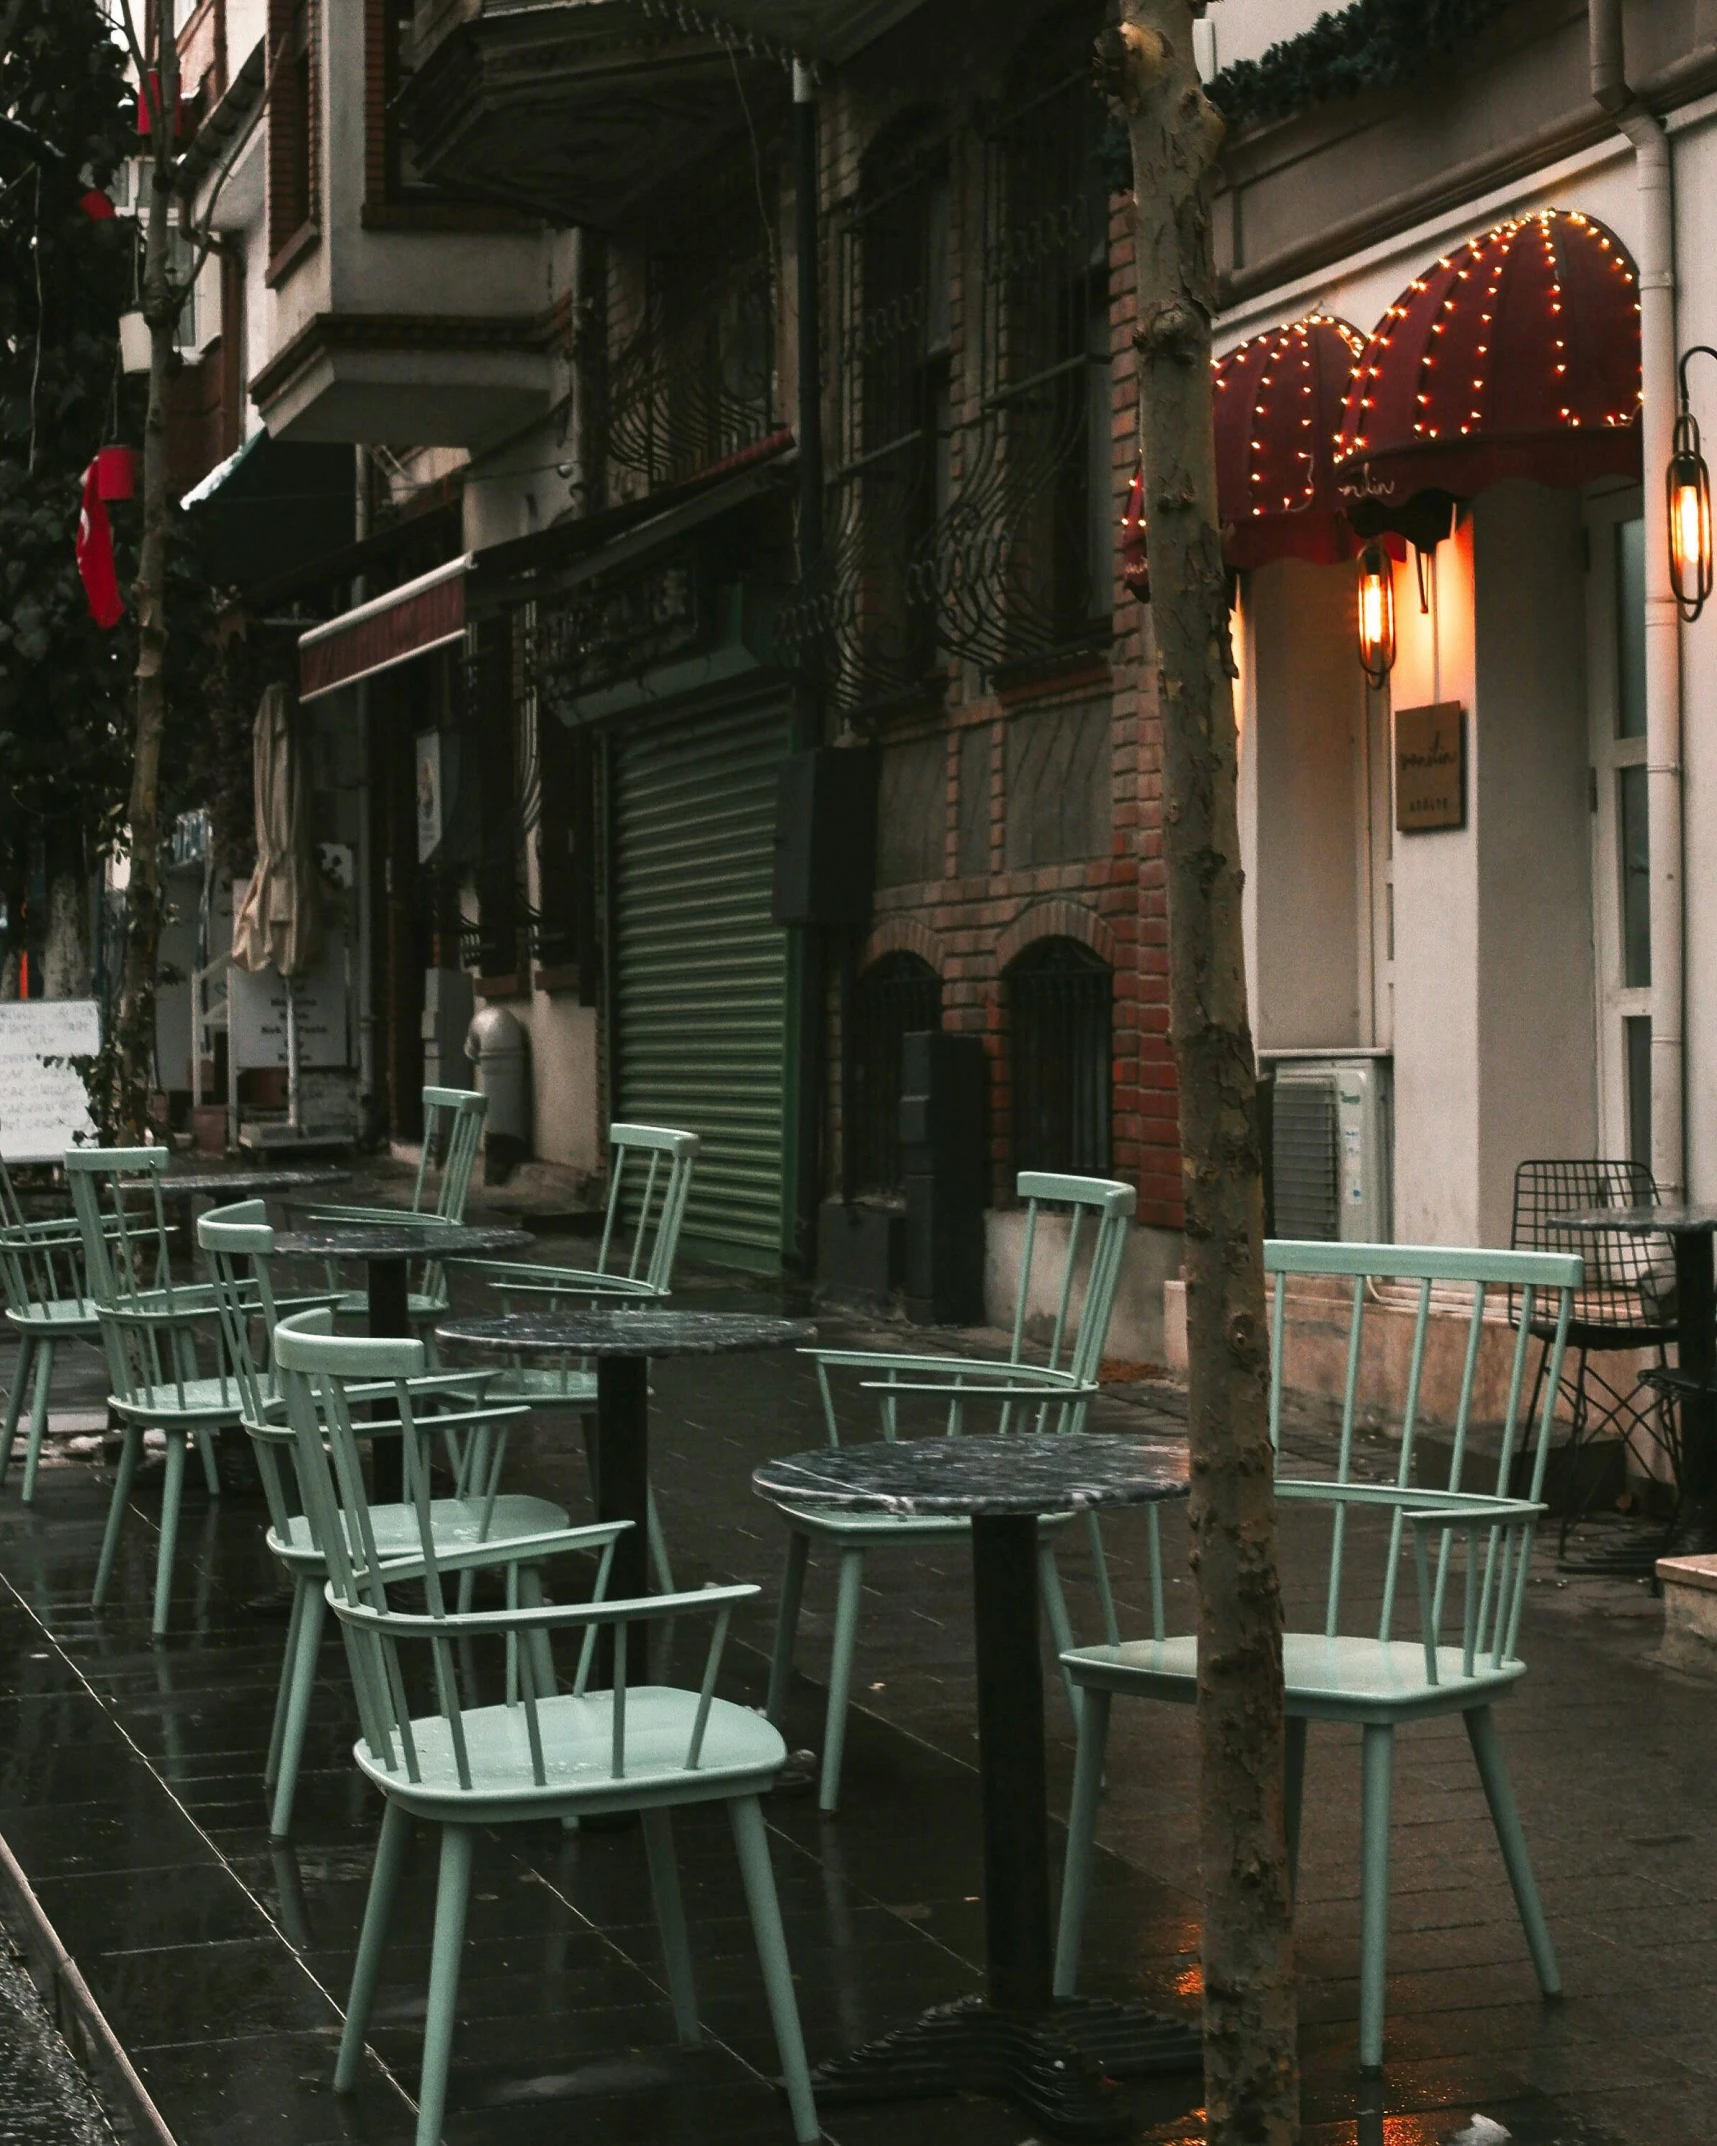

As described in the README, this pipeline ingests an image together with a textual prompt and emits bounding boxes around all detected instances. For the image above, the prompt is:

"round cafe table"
[437,1308,816,1679]
[753,1432,1197,2139]
[275,1222,531,1499]
[162,1166,351,1204]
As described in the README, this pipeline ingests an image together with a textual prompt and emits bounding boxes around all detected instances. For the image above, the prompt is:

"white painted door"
[1585,490,1651,1167]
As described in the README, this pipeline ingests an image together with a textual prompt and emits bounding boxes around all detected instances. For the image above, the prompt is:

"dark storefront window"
[1006,936,1111,1175]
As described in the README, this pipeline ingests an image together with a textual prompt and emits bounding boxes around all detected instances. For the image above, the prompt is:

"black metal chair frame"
[1509,1159,1678,1556]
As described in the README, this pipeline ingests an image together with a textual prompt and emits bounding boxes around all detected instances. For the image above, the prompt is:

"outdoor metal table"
[1551,1202,1717,1553]
[752,1432,1198,2139]
[436,1308,816,1678]
[276,1222,531,1500]
[161,1167,351,1204]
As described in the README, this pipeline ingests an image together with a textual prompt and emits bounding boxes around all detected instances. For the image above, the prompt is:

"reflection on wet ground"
[0,1263,1702,2144]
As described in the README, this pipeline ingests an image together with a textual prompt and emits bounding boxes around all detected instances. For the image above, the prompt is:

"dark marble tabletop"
[275,1223,532,1260]
[1549,1204,1717,1235]
[437,1308,817,1357]
[753,1433,1190,1517]
[164,1168,350,1201]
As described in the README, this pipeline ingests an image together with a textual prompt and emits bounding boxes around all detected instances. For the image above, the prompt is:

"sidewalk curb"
[0,1827,177,2146]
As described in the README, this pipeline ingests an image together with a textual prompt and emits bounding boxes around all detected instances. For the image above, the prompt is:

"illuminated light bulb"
[1356,544,1396,686]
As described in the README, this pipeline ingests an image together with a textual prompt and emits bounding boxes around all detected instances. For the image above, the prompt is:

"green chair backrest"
[273,1309,743,1791]
[65,1147,223,1409]
[199,1200,297,1538]
[1264,1238,1581,1659]
[1003,1171,1137,1428]
[413,1087,488,1223]
[598,1124,699,1296]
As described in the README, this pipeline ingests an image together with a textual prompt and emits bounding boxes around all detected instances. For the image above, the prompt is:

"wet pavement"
[0,1253,1708,2144]
[0,1917,115,2143]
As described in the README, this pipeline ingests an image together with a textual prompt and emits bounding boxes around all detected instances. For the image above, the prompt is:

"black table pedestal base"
[808,1993,1200,2140]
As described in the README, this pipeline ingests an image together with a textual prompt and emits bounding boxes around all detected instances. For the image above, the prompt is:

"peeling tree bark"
[1098,8,1299,2142]
[115,6,180,1138]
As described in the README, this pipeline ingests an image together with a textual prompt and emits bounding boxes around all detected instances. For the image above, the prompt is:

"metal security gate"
[611,697,791,1267]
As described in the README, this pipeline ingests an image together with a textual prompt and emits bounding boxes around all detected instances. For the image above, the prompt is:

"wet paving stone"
[0,1277,1704,2142]
[0,1918,116,2145]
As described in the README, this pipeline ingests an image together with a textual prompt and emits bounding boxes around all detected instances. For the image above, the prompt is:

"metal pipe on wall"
[1592,0,1685,1195]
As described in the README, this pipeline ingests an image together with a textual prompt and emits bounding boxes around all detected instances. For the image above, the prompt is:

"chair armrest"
[336,1572,757,1634]
[470,1271,660,1303]
[810,1349,1084,1388]
[301,1204,447,1229]
[359,1519,629,1586]
[856,1375,1099,1401]
[1275,1479,1540,1523]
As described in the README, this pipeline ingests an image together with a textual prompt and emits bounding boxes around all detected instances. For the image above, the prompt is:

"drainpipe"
[1593,0,1684,1196]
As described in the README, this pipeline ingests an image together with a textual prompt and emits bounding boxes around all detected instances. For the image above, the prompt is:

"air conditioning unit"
[1264,1055,1392,1244]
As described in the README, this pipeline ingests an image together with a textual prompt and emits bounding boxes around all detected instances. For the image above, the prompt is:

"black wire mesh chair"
[1509,1160,1678,1557]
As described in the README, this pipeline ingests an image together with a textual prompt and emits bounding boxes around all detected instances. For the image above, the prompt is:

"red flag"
[76,461,124,629]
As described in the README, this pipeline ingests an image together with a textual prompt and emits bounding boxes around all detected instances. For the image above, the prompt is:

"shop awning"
[1336,208,1641,542]
[298,554,470,702]
[1215,313,1366,571]
[180,429,355,591]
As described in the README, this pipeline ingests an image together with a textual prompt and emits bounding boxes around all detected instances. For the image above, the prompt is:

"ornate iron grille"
[850,952,942,1194]
[812,130,951,715]
[603,244,776,494]
[938,19,1112,666]
[1006,936,1111,1176]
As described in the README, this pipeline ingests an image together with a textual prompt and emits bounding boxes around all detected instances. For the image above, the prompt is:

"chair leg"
[335,1800,412,2093]
[640,1808,700,2045]
[264,1576,309,1790]
[1284,1715,1309,1900]
[270,1581,326,1841]
[152,1431,189,1639]
[729,1795,818,2146]
[20,1341,53,1505]
[1357,1722,1394,2073]
[766,1529,810,1726]
[646,1485,676,1595]
[1,1336,37,1488]
[1464,1704,1560,1996]
[1036,1539,1083,1726]
[195,1427,222,1498]
[92,1424,143,1611]
[1053,1685,1110,1998]
[415,1824,474,2146]
[818,1547,865,1816]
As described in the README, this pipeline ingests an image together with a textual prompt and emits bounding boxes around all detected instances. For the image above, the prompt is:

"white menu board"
[0,1000,100,1162]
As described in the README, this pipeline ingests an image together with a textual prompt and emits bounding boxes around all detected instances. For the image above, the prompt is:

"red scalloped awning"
[1215,313,1366,570]
[1336,209,1642,527]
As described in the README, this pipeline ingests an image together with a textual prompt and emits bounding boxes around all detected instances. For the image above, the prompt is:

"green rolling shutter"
[612,696,791,1268]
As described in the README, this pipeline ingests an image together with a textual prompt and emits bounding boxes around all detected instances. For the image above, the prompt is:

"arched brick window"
[850,952,942,1193]
[1006,936,1111,1175]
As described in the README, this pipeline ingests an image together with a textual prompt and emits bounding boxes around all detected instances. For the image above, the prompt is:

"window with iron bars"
[603,210,777,497]
[1006,936,1112,1176]
[818,117,952,716]
[941,4,1113,667]
[850,952,943,1194]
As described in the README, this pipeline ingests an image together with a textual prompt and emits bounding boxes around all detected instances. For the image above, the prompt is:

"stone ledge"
[1658,1554,1717,1674]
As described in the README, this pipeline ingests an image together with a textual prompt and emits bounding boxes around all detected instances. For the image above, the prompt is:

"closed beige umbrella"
[231,682,322,1127]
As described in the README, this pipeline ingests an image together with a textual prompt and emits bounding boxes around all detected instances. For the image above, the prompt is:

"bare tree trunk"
[115,8,180,1138]
[1100,9,1298,2142]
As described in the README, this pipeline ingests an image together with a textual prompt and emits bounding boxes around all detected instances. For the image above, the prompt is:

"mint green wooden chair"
[451,1122,699,1590]
[307,1086,487,1230]
[1053,1238,1582,2074]
[306,1086,489,1327]
[761,1170,1143,1814]
[0,1151,118,1504]
[68,1147,241,1636]
[272,1309,819,2146]
[199,1201,570,1840]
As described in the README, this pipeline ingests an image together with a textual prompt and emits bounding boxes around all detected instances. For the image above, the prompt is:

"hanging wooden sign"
[1395,701,1466,832]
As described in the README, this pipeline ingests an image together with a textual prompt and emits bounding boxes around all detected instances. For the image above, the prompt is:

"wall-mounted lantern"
[1670,346,1716,622]
[1357,542,1396,686]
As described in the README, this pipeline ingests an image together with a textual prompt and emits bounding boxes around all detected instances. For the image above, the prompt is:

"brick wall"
[816,2,1181,1231]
